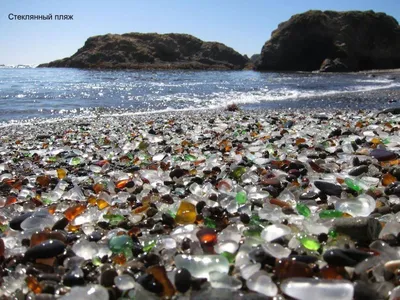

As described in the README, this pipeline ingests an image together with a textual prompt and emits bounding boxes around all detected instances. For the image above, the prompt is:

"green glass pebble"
[138,141,148,151]
[143,241,156,253]
[328,230,338,238]
[221,251,236,263]
[300,237,320,251]
[244,226,262,237]
[92,257,102,266]
[104,214,125,226]
[296,203,311,217]
[184,154,197,161]
[383,138,390,144]
[236,191,247,204]
[0,225,8,233]
[319,210,343,219]
[109,235,134,253]
[231,166,246,181]
[70,157,81,166]
[249,215,261,226]
[48,157,57,162]
[344,178,363,193]
[204,217,216,229]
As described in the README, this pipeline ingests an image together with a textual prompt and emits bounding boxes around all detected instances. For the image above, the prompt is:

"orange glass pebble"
[93,183,105,194]
[48,205,57,215]
[116,179,130,189]
[64,204,86,221]
[133,204,149,214]
[197,228,217,245]
[382,173,397,186]
[96,199,109,210]
[320,265,349,280]
[336,177,345,184]
[270,198,291,208]
[57,168,67,179]
[87,195,97,205]
[67,224,81,232]
[175,201,197,224]
[5,196,17,206]
[26,275,42,294]
[113,253,127,265]
[196,228,217,254]
[295,138,306,145]
[371,137,381,145]
[36,175,51,187]
[147,266,176,298]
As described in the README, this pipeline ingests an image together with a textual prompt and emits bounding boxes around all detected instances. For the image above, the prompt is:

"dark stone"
[240,213,250,224]
[323,248,372,266]
[51,217,69,230]
[392,204,400,213]
[63,269,85,286]
[370,149,397,161]
[88,231,104,242]
[38,33,249,70]
[288,255,318,264]
[137,273,163,294]
[248,246,276,267]
[170,168,187,179]
[257,10,400,72]
[349,165,369,176]
[25,240,66,260]
[9,212,33,231]
[377,107,400,116]
[175,268,192,293]
[100,268,118,287]
[162,213,175,227]
[299,191,319,200]
[353,280,382,300]
[314,181,342,196]
[333,217,382,243]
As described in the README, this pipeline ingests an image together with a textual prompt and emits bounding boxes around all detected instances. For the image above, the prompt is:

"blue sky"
[1,0,399,64]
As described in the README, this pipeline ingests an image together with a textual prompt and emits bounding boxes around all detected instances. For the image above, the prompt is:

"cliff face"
[257,10,400,72]
[38,33,249,70]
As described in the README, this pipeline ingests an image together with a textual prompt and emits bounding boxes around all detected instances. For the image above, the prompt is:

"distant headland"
[38,10,400,72]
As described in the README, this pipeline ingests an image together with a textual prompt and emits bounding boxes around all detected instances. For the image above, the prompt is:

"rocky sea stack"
[257,10,400,72]
[38,33,249,70]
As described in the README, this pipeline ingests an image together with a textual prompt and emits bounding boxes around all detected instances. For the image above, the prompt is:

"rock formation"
[257,10,400,72]
[38,33,249,70]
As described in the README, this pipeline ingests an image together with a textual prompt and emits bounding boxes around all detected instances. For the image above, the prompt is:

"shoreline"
[2,85,400,128]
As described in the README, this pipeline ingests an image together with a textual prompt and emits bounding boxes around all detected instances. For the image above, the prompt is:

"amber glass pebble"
[96,199,109,210]
[382,173,397,186]
[275,258,314,280]
[57,168,67,179]
[113,253,127,265]
[64,204,86,221]
[196,228,217,254]
[175,201,197,224]
[320,265,349,280]
[93,183,105,194]
[116,179,130,189]
[147,265,176,298]
[36,175,51,187]
[26,275,42,294]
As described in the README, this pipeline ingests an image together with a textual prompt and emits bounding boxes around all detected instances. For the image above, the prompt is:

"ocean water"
[1,67,400,123]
